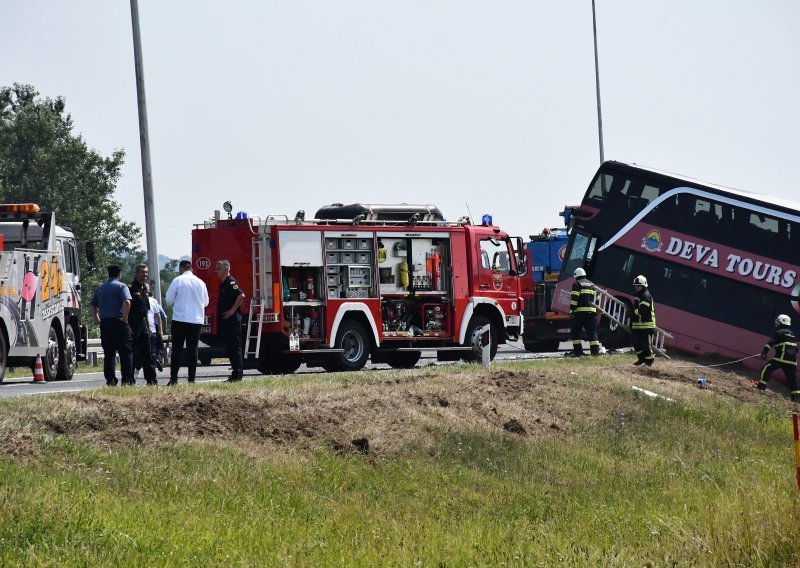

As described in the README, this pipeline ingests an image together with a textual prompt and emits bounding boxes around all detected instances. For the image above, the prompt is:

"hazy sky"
[2,1,798,258]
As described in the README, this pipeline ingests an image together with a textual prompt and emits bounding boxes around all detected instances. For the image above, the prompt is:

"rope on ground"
[656,354,762,369]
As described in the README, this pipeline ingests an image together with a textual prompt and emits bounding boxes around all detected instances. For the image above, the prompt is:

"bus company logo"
[557,244,567,262]
[641,230,663,253]
[792,283,800,315]
[196,257,211,270]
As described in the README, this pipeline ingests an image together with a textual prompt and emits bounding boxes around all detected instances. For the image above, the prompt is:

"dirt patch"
[0,356,788,459]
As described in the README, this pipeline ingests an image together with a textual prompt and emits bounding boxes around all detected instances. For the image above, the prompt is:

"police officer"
[569,268,602,356]
[129,263,158,385]
[89,265,134,386]
[632,275,656,366]
[757,314,799,401]
[215,260,245,382]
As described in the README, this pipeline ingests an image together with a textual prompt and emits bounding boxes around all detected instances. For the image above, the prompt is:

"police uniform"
[129,280,157,385]
[218,275,244,380]
[570,277,601,356]
[90,276,134,386]
[632,288,656,366]
[758,325,799,401]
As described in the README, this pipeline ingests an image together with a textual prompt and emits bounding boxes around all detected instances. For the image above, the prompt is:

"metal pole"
[130,0,162,303]
[591,0,605,165]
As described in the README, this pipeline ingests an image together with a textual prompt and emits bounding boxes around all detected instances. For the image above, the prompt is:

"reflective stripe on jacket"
[632,288,656,330]
[762,327,798,366]
[570,279,597,315]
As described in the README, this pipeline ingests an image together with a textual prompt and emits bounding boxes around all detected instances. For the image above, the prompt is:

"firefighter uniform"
[129,279,157,385]
[632,282,656,366]
[570,270,601,356]
[758,318,799,401]
[218,275,245,381]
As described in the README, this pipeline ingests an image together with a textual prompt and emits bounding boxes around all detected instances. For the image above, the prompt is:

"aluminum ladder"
[593,287,672,358]
[244,236,267,360]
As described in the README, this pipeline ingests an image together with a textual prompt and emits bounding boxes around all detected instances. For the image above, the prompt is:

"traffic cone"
[33,356,45,383]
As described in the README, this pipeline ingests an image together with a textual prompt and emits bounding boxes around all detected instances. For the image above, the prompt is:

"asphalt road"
[0,341,580,399]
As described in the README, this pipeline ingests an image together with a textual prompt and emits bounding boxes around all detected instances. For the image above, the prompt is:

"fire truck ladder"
[245,237,267,361]
[593,287,673,359]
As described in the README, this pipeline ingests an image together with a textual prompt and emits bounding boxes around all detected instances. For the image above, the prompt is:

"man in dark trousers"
[215,260,246,382]
[631,274,656,367]
[569,267,602,356]
[757,314,799,401]
[129,263,157,385]
[89,265,133,386]
[165,259,209,385]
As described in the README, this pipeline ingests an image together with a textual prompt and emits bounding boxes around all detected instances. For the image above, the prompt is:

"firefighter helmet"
[776,314,792,327]
[574,267,586,279]
[633,275,648,287]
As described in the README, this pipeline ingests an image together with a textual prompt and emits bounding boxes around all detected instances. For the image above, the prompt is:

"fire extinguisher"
[306,274,315,300]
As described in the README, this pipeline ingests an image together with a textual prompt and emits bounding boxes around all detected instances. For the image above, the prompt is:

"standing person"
[631,275,656,367]
[757,314,799,401]
[165,260,209,385]
[569,267,602,357]
[215,260,246,382]
[148,292,164,372]
[129,264,157,385]
[89,265,133,386]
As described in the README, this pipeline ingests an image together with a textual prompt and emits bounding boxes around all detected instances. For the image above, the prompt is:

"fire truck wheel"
[0,331,6,382]
[332,320,370,371]
[56,324,76,381]
[43,324,61,382]
[463,315,498,362]
[384,351,421,369]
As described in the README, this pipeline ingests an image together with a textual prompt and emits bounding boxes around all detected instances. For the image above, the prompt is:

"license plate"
[557,328,570,333]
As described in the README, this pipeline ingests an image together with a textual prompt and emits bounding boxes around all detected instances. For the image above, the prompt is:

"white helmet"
[776,314,792,327]
[633,275,648,287]
[574,267,586,279]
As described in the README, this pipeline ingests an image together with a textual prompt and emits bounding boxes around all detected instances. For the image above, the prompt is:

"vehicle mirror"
[85,241,96,272]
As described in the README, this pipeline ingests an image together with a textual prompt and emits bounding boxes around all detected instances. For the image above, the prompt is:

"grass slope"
[1,357,799,566]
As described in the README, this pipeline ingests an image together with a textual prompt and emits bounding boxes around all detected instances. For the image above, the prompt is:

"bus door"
[552,231,599,313]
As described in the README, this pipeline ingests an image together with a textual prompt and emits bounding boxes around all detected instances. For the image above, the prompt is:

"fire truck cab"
[192,204,526,374]
[0,204,88,381]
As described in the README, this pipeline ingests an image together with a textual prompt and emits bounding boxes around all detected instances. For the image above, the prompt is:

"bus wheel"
[43,324,61,382]
[523,339,561,353]
[0,331,7,382]
[331,320,370,371]
[57,324,76,381]
[257,353,301,375]
[462,315,498,362]
[597,315,630,350]
[385,351,421,369]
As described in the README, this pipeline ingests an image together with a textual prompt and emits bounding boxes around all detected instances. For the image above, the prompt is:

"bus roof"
[609,161,800,214]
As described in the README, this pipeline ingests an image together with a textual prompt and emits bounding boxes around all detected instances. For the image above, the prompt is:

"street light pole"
[130,0,162,302]
[591,0,605,165]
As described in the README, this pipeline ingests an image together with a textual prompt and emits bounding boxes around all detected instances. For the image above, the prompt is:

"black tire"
[42,324,61,382]
[257,352,302,375]
[597,314,629,350]
[462,315,498,362]
[384,351,421,369]
[523,339,561,353]
[56,324,76,381]
[0,331,7,382]
[199,355,212,366]
[330,320,370,371]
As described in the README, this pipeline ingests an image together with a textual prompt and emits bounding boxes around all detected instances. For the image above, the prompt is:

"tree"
[0,83,142,336]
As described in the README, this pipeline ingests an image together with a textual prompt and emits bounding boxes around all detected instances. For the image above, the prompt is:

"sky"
[1,1,798,259]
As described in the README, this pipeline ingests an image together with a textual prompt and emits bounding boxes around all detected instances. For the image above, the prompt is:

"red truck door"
[473,230,520,315]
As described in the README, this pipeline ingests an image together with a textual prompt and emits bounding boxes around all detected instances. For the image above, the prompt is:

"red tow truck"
[191,204,527,373]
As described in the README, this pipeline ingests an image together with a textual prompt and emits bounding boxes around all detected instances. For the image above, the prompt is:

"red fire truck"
[192,204,527,374]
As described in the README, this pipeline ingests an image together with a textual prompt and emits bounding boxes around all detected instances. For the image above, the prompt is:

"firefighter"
[631,275,656,366]
[129,264,158,385]
[89,265,133,386]
[757,314,799,401]
[215,260,245,382]
[569,268,602,356]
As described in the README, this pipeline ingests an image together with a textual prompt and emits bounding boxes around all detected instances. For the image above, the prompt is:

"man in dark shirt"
[90,265,133,386]
[215,260,245,382]
[129,264,157,385]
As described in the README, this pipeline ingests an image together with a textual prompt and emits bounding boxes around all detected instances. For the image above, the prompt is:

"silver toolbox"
[341,238,355,250]
[356,251,370,264]
[327,275,339,286]
[326,252,339,264]
[325,238,338,250]
[340,252,355,264]
[357,238,371,250]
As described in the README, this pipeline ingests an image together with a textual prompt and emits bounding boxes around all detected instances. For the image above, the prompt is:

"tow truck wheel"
[462,315,498,362]
[331,320,370,371]
[42,324,61,382]
[597,314,629,350]
[0,331,7,382]
[57,324,76,381]
[384,351,421,369]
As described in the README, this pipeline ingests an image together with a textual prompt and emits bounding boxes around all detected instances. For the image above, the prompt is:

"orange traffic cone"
[33,356,45,383]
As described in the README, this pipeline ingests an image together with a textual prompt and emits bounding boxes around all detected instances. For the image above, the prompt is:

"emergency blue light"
[235,211,248,220]
[481,214,493,226]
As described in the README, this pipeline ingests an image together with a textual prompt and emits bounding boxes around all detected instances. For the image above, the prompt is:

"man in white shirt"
[165,260,209,385]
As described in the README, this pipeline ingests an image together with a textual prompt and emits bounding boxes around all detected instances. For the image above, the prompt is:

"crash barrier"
[86,336,172,366]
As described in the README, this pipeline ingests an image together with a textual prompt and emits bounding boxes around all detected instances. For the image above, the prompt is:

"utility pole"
[591,0,605,165]
[130,0,162,302]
